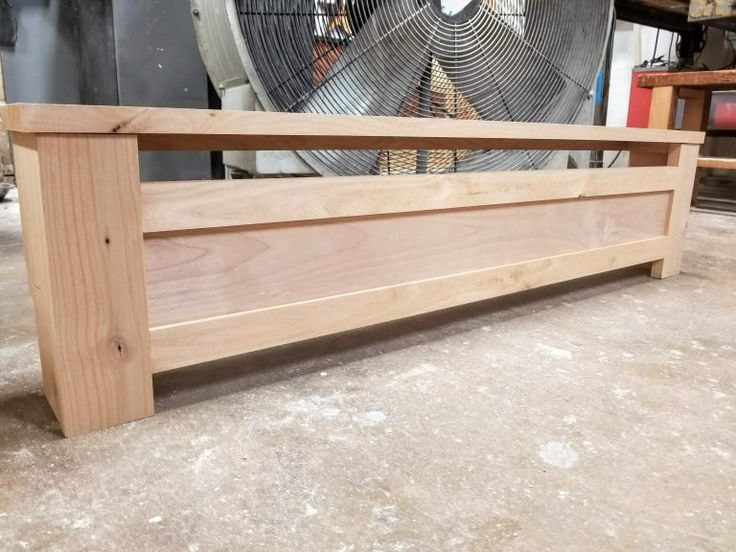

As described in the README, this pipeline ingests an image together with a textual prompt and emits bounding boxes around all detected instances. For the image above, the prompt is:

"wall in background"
[0,0,211,181]
[1,0,81,104]
[112,0,211,181]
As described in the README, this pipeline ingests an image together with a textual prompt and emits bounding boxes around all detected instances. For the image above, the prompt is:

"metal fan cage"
[234,0,613,175]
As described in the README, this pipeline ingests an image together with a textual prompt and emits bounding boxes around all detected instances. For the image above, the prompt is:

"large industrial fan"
[192,0,613,176]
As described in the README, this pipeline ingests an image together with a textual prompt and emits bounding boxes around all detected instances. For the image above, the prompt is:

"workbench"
[638,69,736,206]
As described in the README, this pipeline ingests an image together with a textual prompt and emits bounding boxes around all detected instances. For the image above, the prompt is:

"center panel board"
[144,193,670,328]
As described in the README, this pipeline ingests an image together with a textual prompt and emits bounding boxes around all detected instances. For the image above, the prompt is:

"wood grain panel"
[145,193,670,327]
[141,167,679,234]
[150,237,668,373]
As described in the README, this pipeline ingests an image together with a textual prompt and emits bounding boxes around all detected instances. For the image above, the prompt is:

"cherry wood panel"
[145,193,670,327]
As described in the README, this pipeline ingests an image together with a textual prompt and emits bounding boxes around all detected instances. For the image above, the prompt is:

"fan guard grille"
[235,0,612,175]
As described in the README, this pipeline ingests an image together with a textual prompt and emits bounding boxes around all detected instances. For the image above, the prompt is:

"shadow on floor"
[153,266,652,413]
[0,266,652,440]
[0,392,62,446]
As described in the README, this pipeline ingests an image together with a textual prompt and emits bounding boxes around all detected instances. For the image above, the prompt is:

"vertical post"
[681,89,710,131]
[629,87,678,168]
[648,86,677,129]
[650,143,700,280]
[680,88,711,204]
[12,133,154,436]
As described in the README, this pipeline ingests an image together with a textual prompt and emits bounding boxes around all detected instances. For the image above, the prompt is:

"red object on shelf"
[627,68,671,128]
[711,93,736,130]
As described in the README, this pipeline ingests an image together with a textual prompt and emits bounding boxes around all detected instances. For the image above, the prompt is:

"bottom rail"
[150,237,667,373]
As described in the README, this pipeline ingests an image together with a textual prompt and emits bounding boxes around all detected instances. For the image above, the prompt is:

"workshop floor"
[1,187,735,551]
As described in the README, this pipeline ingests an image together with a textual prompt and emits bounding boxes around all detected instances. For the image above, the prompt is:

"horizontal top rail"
[638,69,736,91]
[0,103,704,152]
[141,167,679,234]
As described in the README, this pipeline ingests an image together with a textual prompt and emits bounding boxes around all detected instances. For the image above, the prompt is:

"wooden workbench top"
[638,69,736,91]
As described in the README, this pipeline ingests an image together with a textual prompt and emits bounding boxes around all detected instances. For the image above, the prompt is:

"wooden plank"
[0,104,705,150]
[639,0,689,14]
[681,90,711,131]
[680,90,710,204]
[630,86,686,169]
[11,132,154,436]
[141,167,679,234]
[11,134,60,413]
[149,237,668,373]
[144,193,671,327]
[648,87,677,129]
[651,144,700,279]
[698,156,736,170]
[628,151,670,167]
[635,0,689,15]
[638,69,736,91]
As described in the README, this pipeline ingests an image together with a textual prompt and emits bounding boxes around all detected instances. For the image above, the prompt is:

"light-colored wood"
[636,86,691,197]
[680,89,711,204]
[698,156,736,170]
[638,69,736,91]
[150,237,668,373]
[145,193,671,327]
[5,103,705,435]
[681,90,711,131]
[628,151,670,167]
[651,144,701,279]
[0,103,704,151]
[11,132,154,436]
[141,167,679,234]
[12,134,59,411]
[648,86,677,129]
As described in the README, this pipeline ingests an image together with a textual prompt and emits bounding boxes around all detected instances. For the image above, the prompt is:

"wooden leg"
[648,86,677,129]
[628,87,678,168]
[680,89,711,205]
[12,133,153,436]
[650,144,700,279]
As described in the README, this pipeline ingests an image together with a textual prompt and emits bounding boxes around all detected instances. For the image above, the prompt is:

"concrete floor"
[0,186,735,551]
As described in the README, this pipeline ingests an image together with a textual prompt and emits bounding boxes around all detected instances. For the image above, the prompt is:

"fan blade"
[300,1,439,117]
[298,0,441,174]
[430,5,567,123]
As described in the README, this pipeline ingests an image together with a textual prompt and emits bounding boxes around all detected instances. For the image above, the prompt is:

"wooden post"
[648,86,677,129]
[680,88,712,204]
[650,143,700,279]
[11,133,154,436]
[628,87,678,168]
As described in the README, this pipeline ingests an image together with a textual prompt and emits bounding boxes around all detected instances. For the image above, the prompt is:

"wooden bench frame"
[1,103,703,436]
